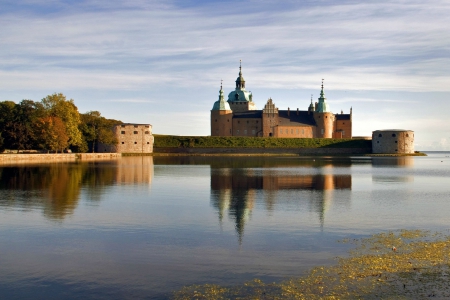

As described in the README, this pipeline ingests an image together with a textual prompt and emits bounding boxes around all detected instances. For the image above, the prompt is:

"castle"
[211,63,352,138]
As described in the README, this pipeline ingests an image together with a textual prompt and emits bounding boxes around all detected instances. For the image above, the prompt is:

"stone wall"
[0,153,121,164]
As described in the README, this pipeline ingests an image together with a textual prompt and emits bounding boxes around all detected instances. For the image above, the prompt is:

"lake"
[0,152,449,299]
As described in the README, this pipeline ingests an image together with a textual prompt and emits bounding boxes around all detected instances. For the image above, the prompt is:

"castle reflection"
[209,158,353,244]
[372,157,414,183]
[0,157,154,220]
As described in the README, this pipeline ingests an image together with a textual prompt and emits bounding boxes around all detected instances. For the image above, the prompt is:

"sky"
[1,0,449,150]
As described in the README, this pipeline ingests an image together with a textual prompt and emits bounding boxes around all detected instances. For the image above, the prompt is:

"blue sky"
[1,0,450,150]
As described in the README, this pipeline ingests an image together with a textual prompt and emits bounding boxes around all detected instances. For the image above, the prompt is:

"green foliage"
[41,93,83,148]
[79,111,122,152]
[154,135,372,149]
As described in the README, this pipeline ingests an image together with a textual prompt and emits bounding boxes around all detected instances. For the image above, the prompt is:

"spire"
[316,79,330,113]
[320,79,325,98]
[235,60,245,90]
[212,80,231,111]
[308,94,315,112]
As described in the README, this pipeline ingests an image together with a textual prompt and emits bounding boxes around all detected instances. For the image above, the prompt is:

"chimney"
[288,107,290,116]
[297,108,299,115]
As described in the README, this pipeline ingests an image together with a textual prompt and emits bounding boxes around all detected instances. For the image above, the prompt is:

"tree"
[35,116,69,153]
[79,111,121,152]
[41,93,82,149]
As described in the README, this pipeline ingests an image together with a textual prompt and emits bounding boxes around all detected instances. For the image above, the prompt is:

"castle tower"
[313,80,335,138]
[211,81,233,136]
[227,61,257,112]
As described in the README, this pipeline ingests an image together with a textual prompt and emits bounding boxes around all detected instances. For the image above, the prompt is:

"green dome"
[212,86,231,111]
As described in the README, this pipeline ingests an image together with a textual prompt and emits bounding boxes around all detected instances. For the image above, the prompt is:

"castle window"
[145,131,150,134]
[134,131,138,134]
[247,121,249,124]
[230,129,231,134]
[296,129,299,134]
[406,134,409,137]
[378,134,382,137]
[215,119,217,122]
[392,133,396,137]
[256,121,258,124]
[237,130,240,134]
[321,129,324,135]
[286,129,288,134]
[134,142,137,144]
[147,142,150,144]
[227,119,229,122]
[145,125,149,128]
[395,141,398,143]
[244,130,247,135]
[238,121,240,124]
[302,129,304,134]
[343,122,345,124]
[377,141,379,143]
[280,129,283,134]
[134,125,138,128]
[252,129,255,135]
[121,131,125,134]
[291,129,293,134]
[121,142,124,144]
[121,125,125,127]
[343,130,345,136]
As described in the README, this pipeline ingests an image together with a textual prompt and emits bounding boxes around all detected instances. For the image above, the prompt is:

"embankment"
[0,153,121,164]
[153,147,370,155]
[153,136,372,155]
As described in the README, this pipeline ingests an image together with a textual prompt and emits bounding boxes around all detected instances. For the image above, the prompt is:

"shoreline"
[0,150,426,164]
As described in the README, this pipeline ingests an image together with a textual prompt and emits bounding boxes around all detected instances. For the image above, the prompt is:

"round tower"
[313,80,334,138]
[211,81,233,136]
[227,61,256,112]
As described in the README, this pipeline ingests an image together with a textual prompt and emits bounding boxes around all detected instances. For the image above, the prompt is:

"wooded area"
[0,93,122,153]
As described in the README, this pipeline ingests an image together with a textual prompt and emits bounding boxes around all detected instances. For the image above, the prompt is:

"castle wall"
[211,110,233,136]
[232,118,262,136]
[372,130,414,154]
[273,126,314,138]
[262,113,279,137]
[334,118,352,138]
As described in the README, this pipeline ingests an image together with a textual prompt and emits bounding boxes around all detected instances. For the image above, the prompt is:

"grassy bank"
[154,135,372,149]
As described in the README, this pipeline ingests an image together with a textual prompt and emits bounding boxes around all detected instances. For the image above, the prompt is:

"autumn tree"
[41,93,82,149]
[35,116,69,153]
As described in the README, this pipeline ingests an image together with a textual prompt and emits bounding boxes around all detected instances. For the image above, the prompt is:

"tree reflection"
[0,157,154,220]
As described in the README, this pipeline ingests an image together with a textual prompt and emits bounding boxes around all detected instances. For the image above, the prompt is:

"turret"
[211,81,233,136]
[313,80,334,138]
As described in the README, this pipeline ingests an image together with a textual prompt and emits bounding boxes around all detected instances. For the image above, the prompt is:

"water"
[0,153,449,299]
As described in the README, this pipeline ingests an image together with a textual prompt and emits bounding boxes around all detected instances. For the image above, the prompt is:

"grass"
[154,136,372,149]
[173,230,450,299]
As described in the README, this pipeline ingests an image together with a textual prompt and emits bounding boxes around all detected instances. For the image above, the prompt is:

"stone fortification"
[372,129,414,154]
[98,123,154,153]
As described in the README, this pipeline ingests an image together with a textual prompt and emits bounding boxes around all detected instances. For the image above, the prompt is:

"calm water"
[0,153,450,299]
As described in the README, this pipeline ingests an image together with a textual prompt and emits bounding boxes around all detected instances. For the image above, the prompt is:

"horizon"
[1,0,449,150]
